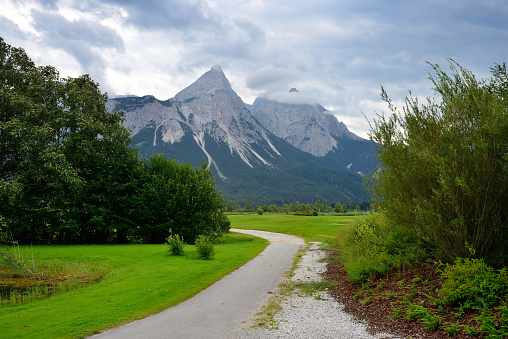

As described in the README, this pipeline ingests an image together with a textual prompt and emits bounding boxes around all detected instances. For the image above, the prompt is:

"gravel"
[227,242,392,339]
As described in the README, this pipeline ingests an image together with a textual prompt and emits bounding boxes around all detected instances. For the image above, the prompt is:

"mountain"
[249,89,379,174]
[106,66,373,205]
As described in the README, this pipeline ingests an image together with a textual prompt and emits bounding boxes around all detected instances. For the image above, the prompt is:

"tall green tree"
[134,155,229,243]
[0,38,139,244]
[367,60,508,262]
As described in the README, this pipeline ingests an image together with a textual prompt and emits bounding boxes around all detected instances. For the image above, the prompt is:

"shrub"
[437,258,508,310]
[195,235,214,260]
[366,60,508,262]
[256,208,264,215]
[337,213,427,282]
[166,232,186,256]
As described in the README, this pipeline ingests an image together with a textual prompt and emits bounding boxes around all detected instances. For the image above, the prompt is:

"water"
[0,277,52,303]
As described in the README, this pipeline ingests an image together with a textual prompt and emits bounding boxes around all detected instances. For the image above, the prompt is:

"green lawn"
[228,213,356,244]
[0,233,267,339]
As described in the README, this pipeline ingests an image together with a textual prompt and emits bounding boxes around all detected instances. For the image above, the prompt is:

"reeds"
[1,246,106,307]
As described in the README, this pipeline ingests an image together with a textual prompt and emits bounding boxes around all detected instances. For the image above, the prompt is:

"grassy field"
[0,233,267,339]
[228,213,356,244]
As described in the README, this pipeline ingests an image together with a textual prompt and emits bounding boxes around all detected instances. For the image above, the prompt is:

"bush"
[367,60,508,262]
[195,235,214,260]
[256,208,264,215]
[166,232,186,256]
[337,213,427,282]
[437,258,508,309]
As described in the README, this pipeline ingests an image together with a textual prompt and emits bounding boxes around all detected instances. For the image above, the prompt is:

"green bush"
[195,235,214,260]
[437,258,508,310]
[166,232,186,256]
[366,60,508,262]
[337,213,427,282]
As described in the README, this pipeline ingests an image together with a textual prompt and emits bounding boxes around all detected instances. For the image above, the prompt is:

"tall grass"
[336,213,428,282]
[1,253,109,306]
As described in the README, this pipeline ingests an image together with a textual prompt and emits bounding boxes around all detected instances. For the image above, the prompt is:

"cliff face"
[249,89,363,157]
[107,66,282,178]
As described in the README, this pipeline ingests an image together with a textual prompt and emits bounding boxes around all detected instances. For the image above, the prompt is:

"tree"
[313,199,321,213]
[0,36,142,245]
[334,202,346,214]
[225,200,240,212]
[322,199,331,213]
[367,60,508,262]
[134,155,229,243]
[0,38,229,245]
[244,201,254,212]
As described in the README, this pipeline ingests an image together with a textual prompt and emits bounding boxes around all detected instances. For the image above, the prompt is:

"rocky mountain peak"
[108,66,282,178]
[250,90,363,157]
[174,65,234,103]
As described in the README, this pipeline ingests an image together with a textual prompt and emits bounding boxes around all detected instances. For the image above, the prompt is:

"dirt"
[325,256,485,339]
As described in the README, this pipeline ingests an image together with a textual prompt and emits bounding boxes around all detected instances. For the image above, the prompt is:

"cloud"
[99,0,219,31]
[0,16,26,41]
[2,0,507,138]
[31,10,124,51]
[30,9,124,91]
[266,90,320,106]
[246,65,298,91]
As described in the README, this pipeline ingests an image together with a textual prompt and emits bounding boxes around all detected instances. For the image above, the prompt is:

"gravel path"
[91,229,392,338]
[227,240,392,339]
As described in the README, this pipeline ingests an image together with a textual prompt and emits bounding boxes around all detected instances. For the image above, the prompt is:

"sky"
[2,0,507,138]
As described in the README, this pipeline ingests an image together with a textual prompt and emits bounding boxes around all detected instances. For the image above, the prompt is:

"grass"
[0,233,267,339]
[228,213,355,245]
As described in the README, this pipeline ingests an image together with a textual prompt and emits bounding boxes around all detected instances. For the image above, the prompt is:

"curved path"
[91,229,304,339]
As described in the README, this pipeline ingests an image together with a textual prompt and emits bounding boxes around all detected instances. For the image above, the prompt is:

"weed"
[437,258,508,310]
[294,280,337,296]
[463,325,479,336]
[361,296,372,305]
[443,322,461,336]
[391,305,403,319]
[396,279,406,288]
[404,302,442,331]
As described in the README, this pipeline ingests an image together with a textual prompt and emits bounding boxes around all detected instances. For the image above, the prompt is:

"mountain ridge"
[107,66,377,205]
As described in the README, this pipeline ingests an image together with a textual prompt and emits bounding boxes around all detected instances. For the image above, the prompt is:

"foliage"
[366,60,508,263]
[166,231,186,256]
[0,38,229,245]
[437,257,508,310]
[337,213,427,282]
[195,234,215,259]
[0,37,139,244]
[133,155,229,244]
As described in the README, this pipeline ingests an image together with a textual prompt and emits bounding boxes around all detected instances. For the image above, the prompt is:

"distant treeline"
[225,199,373,214]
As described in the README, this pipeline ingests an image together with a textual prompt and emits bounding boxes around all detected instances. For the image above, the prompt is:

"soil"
[325,254,486,339]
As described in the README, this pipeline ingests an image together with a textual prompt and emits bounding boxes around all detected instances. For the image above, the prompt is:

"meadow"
[0,233,267,339]
[0,214,352,338]
[228,213,354,244]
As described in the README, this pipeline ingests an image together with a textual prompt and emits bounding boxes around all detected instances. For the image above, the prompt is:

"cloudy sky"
[2,0,507,138]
